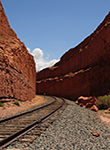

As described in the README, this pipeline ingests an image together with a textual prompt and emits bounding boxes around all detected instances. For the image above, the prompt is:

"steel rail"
[0,96,65,149]
[0,95,56,124]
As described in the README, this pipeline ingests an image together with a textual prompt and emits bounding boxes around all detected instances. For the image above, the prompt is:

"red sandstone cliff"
[0,2,36,101]
[36,12,110,100]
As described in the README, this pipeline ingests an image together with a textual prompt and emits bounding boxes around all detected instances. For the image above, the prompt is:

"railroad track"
[0,96,66,149]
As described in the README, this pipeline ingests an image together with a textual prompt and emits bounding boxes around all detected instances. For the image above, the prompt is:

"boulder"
[75,96,98,112]
[0,2,36,101]
[75,96,95,105]
[90,105,98,112]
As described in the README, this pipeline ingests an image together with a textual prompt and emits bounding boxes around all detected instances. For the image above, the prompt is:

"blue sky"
[1,0,110,71]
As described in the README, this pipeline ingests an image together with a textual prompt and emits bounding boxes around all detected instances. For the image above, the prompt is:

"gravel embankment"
[7,99,110,150]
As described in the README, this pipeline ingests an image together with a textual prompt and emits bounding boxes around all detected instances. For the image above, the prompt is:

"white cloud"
[28,48,59,71]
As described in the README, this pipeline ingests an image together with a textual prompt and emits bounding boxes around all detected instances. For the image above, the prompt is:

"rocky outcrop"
[36,12,110,101]
[75,96,98,112]
[0,2,36,101]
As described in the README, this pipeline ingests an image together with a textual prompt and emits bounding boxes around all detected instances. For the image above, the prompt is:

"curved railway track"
[0,96,65,149]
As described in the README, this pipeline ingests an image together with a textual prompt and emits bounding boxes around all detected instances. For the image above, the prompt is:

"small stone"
[24,143,29,147]
[93,131,100,137]
[19,138,33,142]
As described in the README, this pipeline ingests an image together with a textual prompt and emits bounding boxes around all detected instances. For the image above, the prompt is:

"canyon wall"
[0,2,36,101]
[36,12,110,100]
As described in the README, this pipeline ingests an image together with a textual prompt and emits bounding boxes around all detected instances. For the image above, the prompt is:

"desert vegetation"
[96,95,110,110]
[13,101,20,106]
[0,102,5,107]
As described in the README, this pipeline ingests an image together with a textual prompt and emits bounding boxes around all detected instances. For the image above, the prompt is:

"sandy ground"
[0,95,47,118]
[98,112,110,126]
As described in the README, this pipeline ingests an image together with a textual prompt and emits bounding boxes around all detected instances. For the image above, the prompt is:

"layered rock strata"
[0,2,36,101]
[36,12,110,100]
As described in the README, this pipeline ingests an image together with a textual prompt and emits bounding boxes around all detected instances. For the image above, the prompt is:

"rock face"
[36,12,110,101]
[0,2,36,101]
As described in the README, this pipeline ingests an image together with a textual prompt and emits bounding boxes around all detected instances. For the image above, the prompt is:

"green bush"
[14,101,20,106]
[0,34,3,36]
[96,95,110,109]
[0,102,5,107]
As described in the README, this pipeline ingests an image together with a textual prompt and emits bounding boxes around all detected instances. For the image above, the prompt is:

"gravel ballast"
[7,99,110,150]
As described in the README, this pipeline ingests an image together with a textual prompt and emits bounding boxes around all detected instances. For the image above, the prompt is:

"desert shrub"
[96,95,110,109]
[0,102,5,107]
[14,101,20,106]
